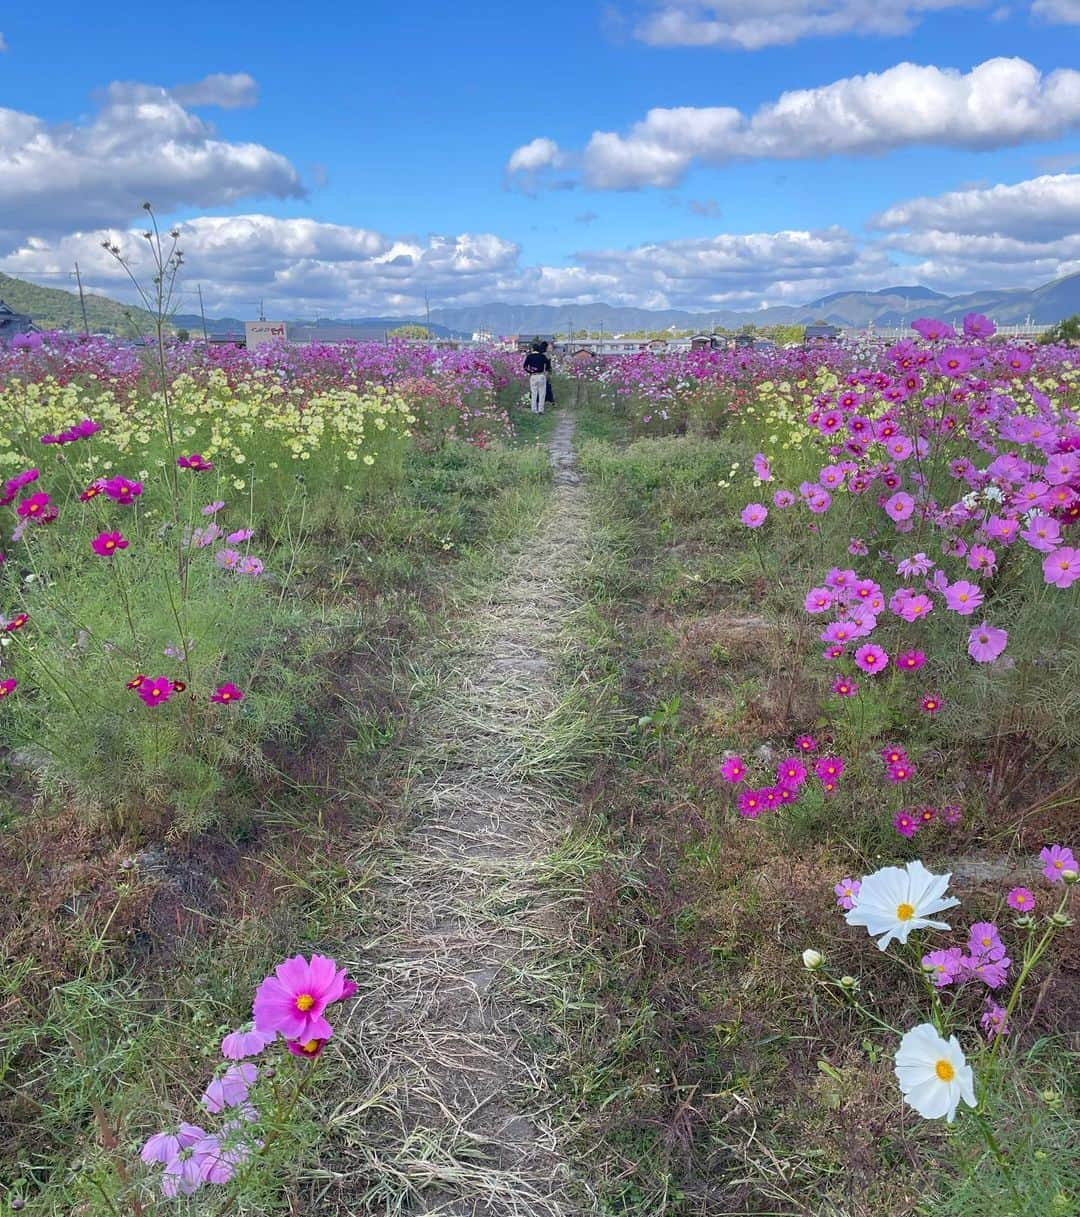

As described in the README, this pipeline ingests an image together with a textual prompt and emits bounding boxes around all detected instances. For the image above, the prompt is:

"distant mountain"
[4,267,1079,341]
[0,272,156,334]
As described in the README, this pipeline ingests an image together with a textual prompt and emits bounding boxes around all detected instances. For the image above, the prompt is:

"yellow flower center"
[896,903,915,921]
[302,1038,319,1053]
[296,993,315,1011]
[981,936,992,947]
[935,1059,955,1082]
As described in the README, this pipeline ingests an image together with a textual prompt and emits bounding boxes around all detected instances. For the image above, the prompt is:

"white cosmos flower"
[894,1023,976,1123]
[844,860,959,951]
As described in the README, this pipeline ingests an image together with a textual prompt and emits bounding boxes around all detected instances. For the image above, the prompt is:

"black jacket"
[523,352,550,374]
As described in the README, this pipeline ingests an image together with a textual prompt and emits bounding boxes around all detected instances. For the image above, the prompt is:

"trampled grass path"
[328,413,595,1216]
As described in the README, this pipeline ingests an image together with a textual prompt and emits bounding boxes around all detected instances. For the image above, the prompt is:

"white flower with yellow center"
[844,860,959,950]
[894,1023,976,1122]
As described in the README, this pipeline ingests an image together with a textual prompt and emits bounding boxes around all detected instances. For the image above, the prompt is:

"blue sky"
[1,1,1079,315]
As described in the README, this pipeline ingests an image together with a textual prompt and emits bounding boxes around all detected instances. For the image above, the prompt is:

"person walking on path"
[523,341,550,413]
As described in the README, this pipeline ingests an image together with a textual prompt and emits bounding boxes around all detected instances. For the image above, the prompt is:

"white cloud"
[872,173,1080,240]
[634,1,983,50]
[169,73,259,109]
[507,136,565,174]
[0,81,303,241]
[1032,0,1080,22]
[505,58,1080,189]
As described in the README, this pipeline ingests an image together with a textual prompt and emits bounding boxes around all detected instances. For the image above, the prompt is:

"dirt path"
[333,412,593,1216]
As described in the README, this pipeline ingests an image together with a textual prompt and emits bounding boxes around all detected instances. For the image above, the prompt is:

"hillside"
[0,273,157,335]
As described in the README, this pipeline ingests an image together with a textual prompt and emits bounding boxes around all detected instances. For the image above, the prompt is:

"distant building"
[804,320,842,344]
[690,333,716,351]
[514,333,556,352]
[0,299,35,342]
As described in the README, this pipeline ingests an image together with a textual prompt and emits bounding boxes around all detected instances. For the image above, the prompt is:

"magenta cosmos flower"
[737,788,765,818]
[102,476,143,505]
[815,756,845,781]
[177,453,213,471]
[1040,844,1077,883]
[895,649,926,672]
[887,758,916,783]
[854,643,888,674]
[720,755,747,783]
[91,530,128,557]
[252,954,355,1040]
[16,492,51,519]
[740,502,768,528]
[834,877,860,910]
[1043,547,1080,589]
[967,623,1008,663]
[776,756,807,787]
[831,675,858,697]
[211,683,244,705]
[0,679,17,699]
[137,677,174,708]
[884,492,915,522]
[894,810,919,838]
[795,734,817,753]
[752,453,772,481]
[922,947,964,987]
[920,692,944,714]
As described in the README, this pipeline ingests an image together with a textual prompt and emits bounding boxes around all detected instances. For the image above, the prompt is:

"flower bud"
[1049,912,1073,928]
[839,975,859,990]
[802,949,824,970]
[1041,1089,1061,1107]
[1061,868,1077,885]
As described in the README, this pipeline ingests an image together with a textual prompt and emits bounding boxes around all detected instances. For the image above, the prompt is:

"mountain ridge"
[3,269,1079,339]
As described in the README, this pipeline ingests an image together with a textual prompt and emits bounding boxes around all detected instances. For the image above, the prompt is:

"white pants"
[529,372,547,412]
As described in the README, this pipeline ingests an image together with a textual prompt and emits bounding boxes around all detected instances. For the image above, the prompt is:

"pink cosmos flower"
[102,477,142,505]
[162,1154,204,1198]
[211,683,244,705]
[1020,515,1060,553]
[967,623,1008,663]
[0,679,17,699]
[202,1063,258,1114]
[137,677,174,708]
[896,594,933,623]
[91,530,128,557]
[740,503,768,528]
[822,645,845,660]
[886,759,916,783]
[252,953,354,1040]
[202,501,226,516]
[831,675,858,697]
[287,1037,329,1059]
[894,810,919,838]
[912,317,955,341]
[922,947,964,987]
[193,1135,253,1184]
[773,489,796,508]
[16,492,51,520]
[895,649,926,672]
[980,1002,1008,1040]
[227,529,255,544]
[825,567,857,590]
[776,756,807,788]
[1043,547,1080,589]
[821,620,858,645]
[760,786,784,811]
[141,1123,207,1165]
[943,580,983,616]
[941,804,963,826]
[737,788,765,818]
[881,745,908,766]
[854,643,887,674]
[920,692,944,714]
[1044,451,1078,486]
[963,312,995,339]
[815,756,844,781]
[965,953,1011,989]
[752,453,772,481]
[238,556,264,577]
[221,1026,277,1059]
[720,755,747,783]
[1006,886,1034,912]
[967,544,997,575]
[795,734,817,753]
[917,805,936,828]
[968,922,1006,960]
[1040,844,1077,883]
[848,538,869,556]
[190,523,222,549]
[884,492,915,522]
[177,453,214,471]
[216,548,241,570]
[896,553,933,579]
[834,878,860,910]
[804,587,834,614]
[984,515,1019,545]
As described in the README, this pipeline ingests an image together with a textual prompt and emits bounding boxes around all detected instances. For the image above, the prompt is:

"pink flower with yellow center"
[252,954,355,1041]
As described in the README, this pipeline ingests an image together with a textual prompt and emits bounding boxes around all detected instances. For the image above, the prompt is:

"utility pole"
[197,283,209,343]
[73,262,90,336]
[424,290,431,334]
[258,299,266,322]
[599,321,605,355]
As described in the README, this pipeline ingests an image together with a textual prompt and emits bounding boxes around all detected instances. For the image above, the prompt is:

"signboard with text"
[244,321,288,349]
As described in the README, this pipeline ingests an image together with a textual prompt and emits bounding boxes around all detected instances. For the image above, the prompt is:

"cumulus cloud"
[169,73,259,109]
[1032,0,1080,21]
[0,216,524,315]
[633,1,983,50]
[0,81,304,242]
[507,58,1080,190]
[872,173,1080,241]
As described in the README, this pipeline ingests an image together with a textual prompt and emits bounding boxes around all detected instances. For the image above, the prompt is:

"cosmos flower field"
[1,320,1076,1215]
